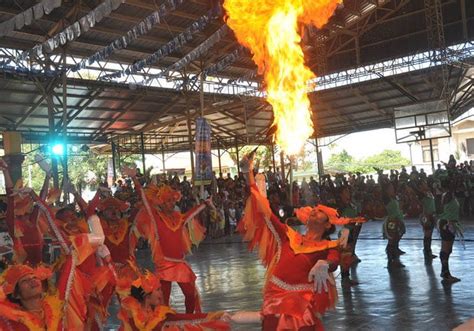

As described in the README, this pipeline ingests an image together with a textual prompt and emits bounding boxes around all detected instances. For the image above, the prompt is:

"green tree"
[324,149,355,173]
[324,149,410,174]
[361,149,410,171]
[20,144,140,192]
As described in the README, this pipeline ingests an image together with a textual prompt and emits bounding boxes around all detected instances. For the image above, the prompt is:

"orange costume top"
[0,265,62,331]
[34,199,115,331]
[135,203,206,283]
[239,184,341,331]
[101,218,133,265]
[0,294,63,331]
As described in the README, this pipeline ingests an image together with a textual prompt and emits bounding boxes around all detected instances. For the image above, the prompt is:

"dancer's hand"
[308,260,333,293]
[10,187,33,198]
[97,244,111,259]
[63,179,77,195]
[220,312,232,322]
[339,228,349,249]
[35,154,51,175]
[122,166,137,178]
[239,154,254,174]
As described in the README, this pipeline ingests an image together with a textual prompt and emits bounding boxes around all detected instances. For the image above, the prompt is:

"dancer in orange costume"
[131,168,211,314]
[116,261,230,331]
[95,196,136,268]
[33,188,115,330]
[0,156,51,266]
[0,264,63,330]
[234,154,365,331]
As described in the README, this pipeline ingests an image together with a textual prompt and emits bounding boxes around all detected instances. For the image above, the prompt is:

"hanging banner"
[18,0,126,60]
[0,0,62,38]
[194,117,212,186]
[73,0,187,72]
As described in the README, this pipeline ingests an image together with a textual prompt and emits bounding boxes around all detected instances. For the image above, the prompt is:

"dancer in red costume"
[33,188,115,330]
[0,185,112,330]
[116,261,230,331]
[234,154,365,331]
[0,264,63,330]
[132,167,211,314]
[0,156,51,266]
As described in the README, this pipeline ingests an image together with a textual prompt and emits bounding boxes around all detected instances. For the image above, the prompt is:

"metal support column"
[315,138,324,183]
[280,151,285,183]
[62,51,68,203]
[187,111,195,180]
[140,132,146,175]
[111,141,117,181]
[271,144,276,173]
[424,0,448,102]
[217,141,222,175]
[429,139,435,172]
[161,145,166,174]
[235,138,240,174]
[116,145,121,173]
[47,94,59,190]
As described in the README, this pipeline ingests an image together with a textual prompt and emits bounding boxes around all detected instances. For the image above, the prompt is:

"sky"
[320,128,411,160]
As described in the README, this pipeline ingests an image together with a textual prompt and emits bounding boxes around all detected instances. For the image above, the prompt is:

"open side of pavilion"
[0,0,471,181]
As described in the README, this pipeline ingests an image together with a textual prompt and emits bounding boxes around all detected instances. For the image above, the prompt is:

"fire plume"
[223,0,341,155]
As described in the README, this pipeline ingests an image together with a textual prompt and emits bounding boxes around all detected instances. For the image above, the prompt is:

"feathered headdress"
[156,185,182,206]
[295,204,366,225]
[97,197,129,213]
[0,264,52,295]
[115,259,161,298]
[142,183,160,205]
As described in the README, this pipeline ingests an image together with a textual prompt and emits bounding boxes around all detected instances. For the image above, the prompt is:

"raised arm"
[242,154,287,238]
[29,191,71,254]
[30,165,52,224]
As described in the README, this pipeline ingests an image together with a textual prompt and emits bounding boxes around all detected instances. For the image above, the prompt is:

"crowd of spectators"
[109,156,474,240]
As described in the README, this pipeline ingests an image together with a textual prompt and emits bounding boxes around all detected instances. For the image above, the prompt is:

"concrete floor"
[107,218,474,331]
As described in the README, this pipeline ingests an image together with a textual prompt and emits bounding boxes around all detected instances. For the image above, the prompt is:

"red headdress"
[295,205,366,225]
[142,183,160,206]
[0,264,52,295]
[97,197,129,213]
[156,185,181,206]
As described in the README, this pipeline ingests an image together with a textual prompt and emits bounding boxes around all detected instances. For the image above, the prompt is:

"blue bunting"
[101,10,213,81]
[71,0,185,72]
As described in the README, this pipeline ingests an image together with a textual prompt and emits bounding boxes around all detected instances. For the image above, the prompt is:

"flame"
[224,0,341,155]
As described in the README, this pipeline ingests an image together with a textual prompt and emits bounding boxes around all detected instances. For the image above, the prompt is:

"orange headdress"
[0,264,52,295]
[156,185,181,205]
[143,183,160,205]
[295,204,366,225]
[116,259,161,298]
[97,197,129,213]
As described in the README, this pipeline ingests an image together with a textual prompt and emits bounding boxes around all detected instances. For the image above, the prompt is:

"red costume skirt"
[262,276,336,331]
[157,258,197,283]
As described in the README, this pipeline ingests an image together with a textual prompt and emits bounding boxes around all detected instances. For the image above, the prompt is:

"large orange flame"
[224,0,341,155]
